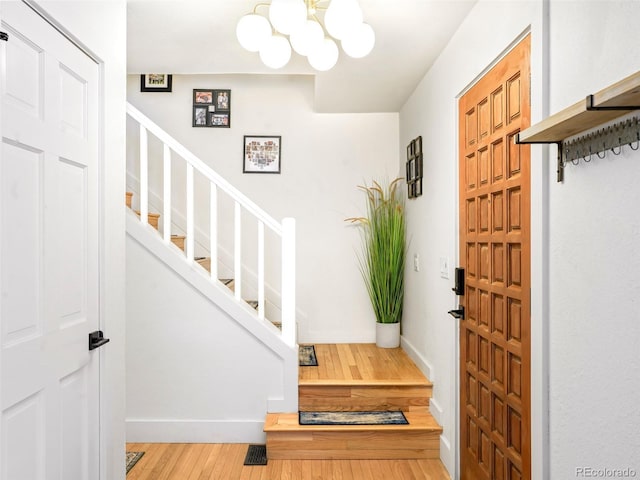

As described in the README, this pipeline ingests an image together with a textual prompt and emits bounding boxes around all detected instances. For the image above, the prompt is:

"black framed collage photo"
[192,89,231,128]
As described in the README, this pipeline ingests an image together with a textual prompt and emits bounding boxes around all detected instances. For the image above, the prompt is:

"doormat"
[126,451,144,474]
[299,345,318,366]
[299,411,408,425]
[243,444,268,466]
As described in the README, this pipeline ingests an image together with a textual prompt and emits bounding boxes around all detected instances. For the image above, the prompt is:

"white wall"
[126,227,293,442]
[547,1,640,478]
[127,74,399,343]
[400,0,640,478]
[30,1,127,479]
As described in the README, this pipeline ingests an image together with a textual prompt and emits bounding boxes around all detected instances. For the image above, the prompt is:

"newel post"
[281,217,296,347]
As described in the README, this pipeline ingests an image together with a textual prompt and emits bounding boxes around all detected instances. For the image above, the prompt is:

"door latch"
[448,306,465,320]
[0,32,8,42]
[88,330,110,351]
[451,267,465,295]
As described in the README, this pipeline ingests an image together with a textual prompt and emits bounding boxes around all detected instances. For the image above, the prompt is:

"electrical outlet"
[413,253,420,272]
[439,257,449,279]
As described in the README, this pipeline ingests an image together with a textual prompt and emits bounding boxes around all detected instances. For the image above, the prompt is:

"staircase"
[126,103,295,332]
[264,344,443,460]
[126,102,299,414]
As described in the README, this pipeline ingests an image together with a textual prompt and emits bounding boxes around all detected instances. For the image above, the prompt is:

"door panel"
[1,2,100,478]
[459,35,531,480]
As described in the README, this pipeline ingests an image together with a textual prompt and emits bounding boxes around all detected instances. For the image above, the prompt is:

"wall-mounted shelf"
[516,71,640,181]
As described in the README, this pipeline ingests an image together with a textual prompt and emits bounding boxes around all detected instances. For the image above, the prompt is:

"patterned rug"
[299,411,408,425]
[299,345,318,366]
[126,451,144,474]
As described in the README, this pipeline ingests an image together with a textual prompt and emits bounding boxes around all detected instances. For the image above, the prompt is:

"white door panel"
[1,2,101,479]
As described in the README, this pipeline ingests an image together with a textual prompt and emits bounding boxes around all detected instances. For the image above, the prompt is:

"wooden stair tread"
[134,210,160,218]
[300,344,432,385]
[264,411,442,434]
[191,259,258,310]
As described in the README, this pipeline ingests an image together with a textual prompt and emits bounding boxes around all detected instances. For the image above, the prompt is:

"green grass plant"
[347,178,406,324]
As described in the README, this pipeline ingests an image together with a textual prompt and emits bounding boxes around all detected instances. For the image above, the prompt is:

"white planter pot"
[376,322,400,348]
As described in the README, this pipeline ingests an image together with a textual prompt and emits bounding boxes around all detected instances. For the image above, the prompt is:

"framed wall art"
[243,136,281,174]
[140,74,172,92]
[406,136,423,198]
[192,89,231,128]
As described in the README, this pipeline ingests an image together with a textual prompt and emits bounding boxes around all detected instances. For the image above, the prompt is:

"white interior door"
[0,2,101,479]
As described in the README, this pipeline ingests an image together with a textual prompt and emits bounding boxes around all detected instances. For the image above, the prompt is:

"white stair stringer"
[126,210,298,413]
[125,170,310,329]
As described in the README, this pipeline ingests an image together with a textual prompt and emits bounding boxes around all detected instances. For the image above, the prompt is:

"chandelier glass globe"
[341,22,375,58]
[308,38,339,71]
[290,19,324,56]
[324,0,363,41]
[259,35,293,69]
[269,0,307,35]
[236,14,272,53]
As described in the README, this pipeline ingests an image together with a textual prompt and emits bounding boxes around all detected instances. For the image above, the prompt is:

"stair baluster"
[209,182,218,279]
[257,221,265,321]
[186,164,195,262]
[139,124,149,226]
[162,143,172,244]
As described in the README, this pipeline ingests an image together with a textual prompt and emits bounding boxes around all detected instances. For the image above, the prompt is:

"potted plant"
[347,178,406,348]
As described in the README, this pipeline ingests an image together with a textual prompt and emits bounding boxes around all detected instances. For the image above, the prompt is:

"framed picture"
[243,135,281,174]
[211,113,229,126]
[406,136,423,198]
[192,89,231,127]
[193,106,207,127]
[140,74,172,92]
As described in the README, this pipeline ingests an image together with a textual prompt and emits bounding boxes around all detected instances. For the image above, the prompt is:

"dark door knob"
[88,330,110,350]
[448,306,465,319]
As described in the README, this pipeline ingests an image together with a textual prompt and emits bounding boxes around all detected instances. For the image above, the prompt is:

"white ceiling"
[127,0,477,113]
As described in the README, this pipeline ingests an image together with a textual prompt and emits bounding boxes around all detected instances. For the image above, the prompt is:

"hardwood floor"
[126,345,449,478]
[125,443,451,479]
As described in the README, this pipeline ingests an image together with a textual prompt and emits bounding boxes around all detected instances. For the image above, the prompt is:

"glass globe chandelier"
[236,0,375,71]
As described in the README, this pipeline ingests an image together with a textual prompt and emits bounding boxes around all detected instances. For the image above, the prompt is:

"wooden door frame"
[453,28,550,480]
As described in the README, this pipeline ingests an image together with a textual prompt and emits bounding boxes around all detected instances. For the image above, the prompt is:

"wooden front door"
[458,35,531,480]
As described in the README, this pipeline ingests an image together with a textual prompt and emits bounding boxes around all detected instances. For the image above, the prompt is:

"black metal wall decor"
[406,136,423,198]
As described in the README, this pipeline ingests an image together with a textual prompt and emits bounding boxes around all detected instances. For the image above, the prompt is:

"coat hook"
[611,141,622,155]
[583,146,592,163]
[629,132,640,151]
[596,144,607,159]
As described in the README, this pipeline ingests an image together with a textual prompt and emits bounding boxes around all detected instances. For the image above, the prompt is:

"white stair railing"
[127,103,296,347]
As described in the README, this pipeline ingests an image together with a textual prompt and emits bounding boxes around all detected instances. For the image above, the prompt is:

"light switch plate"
[439,257,449,279]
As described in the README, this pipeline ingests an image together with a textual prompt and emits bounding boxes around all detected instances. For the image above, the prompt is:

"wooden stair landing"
[299,344,433,412]
[265,344,441,461]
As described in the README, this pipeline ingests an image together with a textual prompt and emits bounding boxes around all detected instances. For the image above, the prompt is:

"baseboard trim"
[440,433,454,477]
[400,336,434,382]
[126,419,266,443]
[429,397,444,426]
